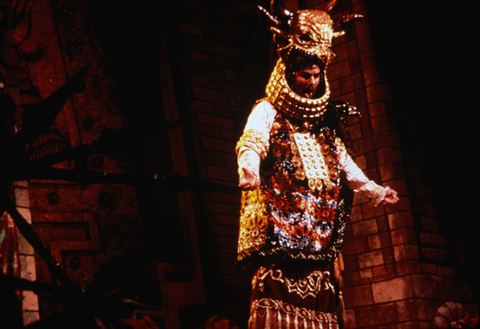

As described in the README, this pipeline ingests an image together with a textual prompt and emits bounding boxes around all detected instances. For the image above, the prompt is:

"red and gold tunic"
[237,100,383,266]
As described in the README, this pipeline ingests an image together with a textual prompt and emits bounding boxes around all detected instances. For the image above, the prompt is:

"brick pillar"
[304,0,478,328]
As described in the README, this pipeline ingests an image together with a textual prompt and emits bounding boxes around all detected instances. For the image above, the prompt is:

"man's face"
[293,64,321,98]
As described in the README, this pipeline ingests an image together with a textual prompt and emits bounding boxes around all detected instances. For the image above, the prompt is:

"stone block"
[344,271,361,284]
[328,60,351,81]
[344,255,359,272]
[373,265,386,278]
[343,284,373,308]
[372,277,412,303]
[396,261,422,275]
[366,84,392,103]
[350,57,362,74]
[411,274,444,299]
[432,234,446,246]
[361,121,373,138]
[376,147,403,165]
[378,232,391,247]
[342,239,356,256]
[201,136,235,153]
[368,234,381,250]
[437,266,456,278]
[355,237,370,254]
[377,217,389,233]
[383,247,395,264]
[393,245,407,262]
[363,67,379,86]
[419,233,432,244]
[415,185,434,201]
[352,218,378,237]
[421,247,445,263]
[355,89,367,107]
[351,73,364,91]
[422,263,437,274]
[217,236,238,249]
[365,152,377,169]
[330,79,341,97]
[344,308,356,329]
[355,303,398,327]
[340,75,354,94]
[349,123,362,141]
[386,194,411,213]
[391,228,417,246]
[358,250,384,268]
[357,34,373,54]
[213,214,238,225]
[360,50,376,69]
[395,299,439,322]
[397,321,432,328]
[359,268,373,280]
[193,86,231,105]
[206,164,236,182]
[388,212,414,229]
[361,202,386,220]
[369,101,394,118]
[335,43,350,62]
[213,225,238,238]
[350,205,364,223]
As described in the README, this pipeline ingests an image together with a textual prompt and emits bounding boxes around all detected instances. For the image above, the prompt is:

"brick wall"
[170,0,272,323]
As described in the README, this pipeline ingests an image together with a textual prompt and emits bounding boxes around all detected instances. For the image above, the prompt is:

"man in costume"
[236,2,399,328]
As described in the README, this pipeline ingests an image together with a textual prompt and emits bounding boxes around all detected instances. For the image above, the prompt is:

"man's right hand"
[238,167,260,190]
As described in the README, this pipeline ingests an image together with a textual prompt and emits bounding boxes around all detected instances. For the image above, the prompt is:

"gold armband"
[235,129,269,159]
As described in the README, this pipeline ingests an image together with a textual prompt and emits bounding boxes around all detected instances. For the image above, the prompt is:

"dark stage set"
[0,0,478,328]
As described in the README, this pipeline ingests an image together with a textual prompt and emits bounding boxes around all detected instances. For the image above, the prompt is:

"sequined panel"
[237,113,353,265]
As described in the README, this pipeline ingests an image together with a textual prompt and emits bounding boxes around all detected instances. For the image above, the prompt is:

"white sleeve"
[236,101,277,177]
[335,137,386,203]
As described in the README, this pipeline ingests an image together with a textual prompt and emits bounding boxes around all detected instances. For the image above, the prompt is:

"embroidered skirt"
[248,264,338,329]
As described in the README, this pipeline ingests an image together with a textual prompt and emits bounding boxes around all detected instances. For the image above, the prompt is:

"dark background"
[367,0,480,300]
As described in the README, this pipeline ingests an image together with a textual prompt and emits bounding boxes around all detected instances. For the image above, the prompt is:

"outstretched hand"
[383,187,399,205]
[239,168,260,190]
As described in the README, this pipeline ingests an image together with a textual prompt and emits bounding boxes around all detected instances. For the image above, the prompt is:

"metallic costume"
[236,2,391,328]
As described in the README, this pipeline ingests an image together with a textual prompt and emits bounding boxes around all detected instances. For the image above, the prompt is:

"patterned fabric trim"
[253,266,335,299]
[249,298,338,329]
[236,129,269,160]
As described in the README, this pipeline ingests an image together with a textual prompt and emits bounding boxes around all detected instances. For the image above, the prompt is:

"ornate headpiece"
[256,0,362,120]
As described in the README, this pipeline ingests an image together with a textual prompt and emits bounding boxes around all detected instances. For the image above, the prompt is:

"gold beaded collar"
[265,58,331,121]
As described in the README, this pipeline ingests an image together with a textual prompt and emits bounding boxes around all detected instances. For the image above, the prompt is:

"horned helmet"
[257,0,362,120]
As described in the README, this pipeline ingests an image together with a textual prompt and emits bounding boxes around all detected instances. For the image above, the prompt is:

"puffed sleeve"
[236,100,277,179]
[335,137,390,206]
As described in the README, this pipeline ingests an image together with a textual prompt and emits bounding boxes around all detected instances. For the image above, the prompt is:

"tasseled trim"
[249,298,338,329]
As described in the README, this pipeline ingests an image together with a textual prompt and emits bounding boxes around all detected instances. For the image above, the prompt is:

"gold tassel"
[337,291,346,329]
[265,309,272,329]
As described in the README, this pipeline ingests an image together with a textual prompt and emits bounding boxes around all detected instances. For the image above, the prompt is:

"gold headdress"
[256,0,362,120]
